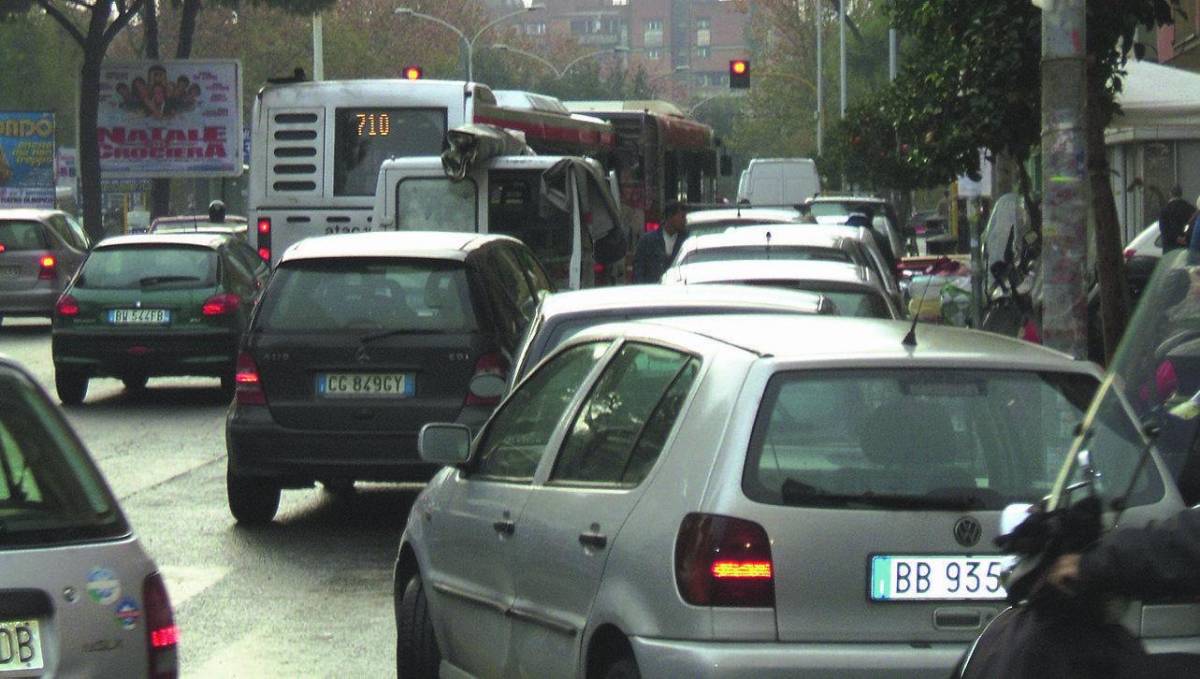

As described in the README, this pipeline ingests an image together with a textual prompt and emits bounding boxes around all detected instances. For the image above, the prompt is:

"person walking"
[1160,186,1193,253]
[633,201,688,283]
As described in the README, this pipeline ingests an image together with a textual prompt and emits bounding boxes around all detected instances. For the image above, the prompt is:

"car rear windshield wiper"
[359,328,445,344]
[781,478,985,510]
[139,275,202,287]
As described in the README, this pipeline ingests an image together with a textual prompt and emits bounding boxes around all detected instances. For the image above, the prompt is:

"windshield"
[0,368,126,548]
[0,220,47,251]
[745,369,1102,510]
[76,245,217,289]
[395,177,477,231]
[1053,248,1200,510]
[682,246,852,266]
[257,258,478,333]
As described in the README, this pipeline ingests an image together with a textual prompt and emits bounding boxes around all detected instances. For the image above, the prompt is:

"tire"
[55,369,88,406]
[226,470,281,525]
[396,573,440,679]
[122,374,148,391]
[602,656,641,679]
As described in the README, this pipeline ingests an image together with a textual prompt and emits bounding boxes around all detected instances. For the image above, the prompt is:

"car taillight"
[143,572,178,679]
[55,294,79,318]
[1123,247,1136,262]
[675,513,775,608]
[201,293,241,316]
[38,255,56,280]
[235,352,267,405]
[464,352,508,407]
[0,243,6,253]
[257,218,271,261]
[644,221,661,233]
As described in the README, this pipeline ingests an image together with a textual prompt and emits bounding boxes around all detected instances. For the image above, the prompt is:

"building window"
[526,22,546,35]
[696,46,710,59]
[696,18,711,30]
[696,17,711,47]
[644,19,664,47]
[647,49,661,60]
[612,0,628,5]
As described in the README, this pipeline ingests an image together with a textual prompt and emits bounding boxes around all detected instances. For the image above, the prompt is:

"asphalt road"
[0,318,416,678]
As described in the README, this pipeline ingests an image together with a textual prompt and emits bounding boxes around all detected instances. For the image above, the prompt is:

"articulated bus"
[564,100,722,236]
[249,78,616,263]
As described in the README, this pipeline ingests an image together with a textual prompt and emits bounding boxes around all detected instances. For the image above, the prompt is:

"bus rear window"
[334,108,447,196]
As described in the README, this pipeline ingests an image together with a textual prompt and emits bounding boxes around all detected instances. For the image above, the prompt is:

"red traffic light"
[403,65,423,80]
[729,59,750,89]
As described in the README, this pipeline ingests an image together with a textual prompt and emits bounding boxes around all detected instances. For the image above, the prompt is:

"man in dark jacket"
[1161,186,1194,253]
[632,201,687,283]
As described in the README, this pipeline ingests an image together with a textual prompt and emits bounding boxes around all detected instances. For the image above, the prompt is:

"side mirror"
[418,423,472,465]
[999,502,1034,537]
[720,155,734,177]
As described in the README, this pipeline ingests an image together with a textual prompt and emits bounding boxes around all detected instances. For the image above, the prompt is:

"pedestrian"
[633,201,687,283]
[797,201,818,224]
[1160,185,1193,253]
[208,200,226,223]
[1186,194,1200,256]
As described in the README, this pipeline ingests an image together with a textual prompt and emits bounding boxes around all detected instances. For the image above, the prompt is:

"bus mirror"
[720,155,734,177]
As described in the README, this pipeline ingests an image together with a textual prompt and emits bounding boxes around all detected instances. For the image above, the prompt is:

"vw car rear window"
[742,282,889,318]
[0,368,126,548]
[76,245,217,289]
[0,221,47,251]
[258,258,478,333]
[682,246,852,266]
[742,369,1149,510]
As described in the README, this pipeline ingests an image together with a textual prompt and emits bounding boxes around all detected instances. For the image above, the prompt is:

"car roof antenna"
[902,269,936,348]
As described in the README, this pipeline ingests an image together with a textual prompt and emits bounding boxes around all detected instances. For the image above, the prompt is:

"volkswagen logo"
[953,516,982,548]
[355,345,370,363]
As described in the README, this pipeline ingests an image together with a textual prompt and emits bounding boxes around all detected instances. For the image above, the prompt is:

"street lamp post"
[491,44,628,79]
[393,4,544,82]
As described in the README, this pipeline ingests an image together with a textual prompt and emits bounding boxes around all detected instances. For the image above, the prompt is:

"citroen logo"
[954,516,982,548]
[356,345,370,363]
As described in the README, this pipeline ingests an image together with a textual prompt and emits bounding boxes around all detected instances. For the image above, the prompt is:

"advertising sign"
[0,112,56,208]
[97,60,243,178]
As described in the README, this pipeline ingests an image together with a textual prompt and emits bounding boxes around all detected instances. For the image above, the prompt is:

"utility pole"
[816,0,824,155]
[1039,0,1088,358]
[888,28,898,82]
[838,0,847,118]
[312,14,324,81]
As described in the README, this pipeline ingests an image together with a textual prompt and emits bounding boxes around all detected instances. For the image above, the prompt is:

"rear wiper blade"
[139,275,201,286]
[781,479,984,510]
[359,328,443,344]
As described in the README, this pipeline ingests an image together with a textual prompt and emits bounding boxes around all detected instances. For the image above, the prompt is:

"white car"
[390,315,1181,678]
[685,208,802,238]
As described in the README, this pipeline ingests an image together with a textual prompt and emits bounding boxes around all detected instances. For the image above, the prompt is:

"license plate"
[0,619,43,673]
[108,308,171,325]
[870,555,1016,601]
[317,373,414,398]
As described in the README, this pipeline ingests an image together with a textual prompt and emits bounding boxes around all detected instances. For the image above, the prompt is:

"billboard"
[97,60,243,178]
[0,112,56,208]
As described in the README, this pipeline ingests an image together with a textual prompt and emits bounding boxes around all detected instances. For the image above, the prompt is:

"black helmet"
[208,199,226,223]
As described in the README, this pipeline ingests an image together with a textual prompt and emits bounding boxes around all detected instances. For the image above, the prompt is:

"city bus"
[248,78,616,263]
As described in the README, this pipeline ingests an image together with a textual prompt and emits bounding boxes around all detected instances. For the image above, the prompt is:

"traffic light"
[403,65,423,81]
[729,59,750,89]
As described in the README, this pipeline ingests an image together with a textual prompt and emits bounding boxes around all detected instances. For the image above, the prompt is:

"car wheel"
[396,572,440,679]
[602,655,641,679]
[226,470,281,525]
[55,369,88,405]
[122,374,149,391]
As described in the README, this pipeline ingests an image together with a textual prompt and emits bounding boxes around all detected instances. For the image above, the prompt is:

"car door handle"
[578,532,608,550]
[493,519,515,536]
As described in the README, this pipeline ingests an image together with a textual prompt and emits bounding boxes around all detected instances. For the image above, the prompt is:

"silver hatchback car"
[0,210,91,325]
[0,356,177,677]
[397,315,1197,678]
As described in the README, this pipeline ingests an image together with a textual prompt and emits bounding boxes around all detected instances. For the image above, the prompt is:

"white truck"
[737,157,821,206]
[372,127,626,290]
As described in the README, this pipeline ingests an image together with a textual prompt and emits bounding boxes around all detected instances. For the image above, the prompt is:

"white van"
[737,158,821,206]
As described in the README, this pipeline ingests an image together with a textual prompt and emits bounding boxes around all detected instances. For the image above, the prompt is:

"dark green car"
[51,233,268,404]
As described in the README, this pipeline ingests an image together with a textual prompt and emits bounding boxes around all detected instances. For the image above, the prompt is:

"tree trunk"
[176,0,202,60]
[144,0,172,220]
[1086,65,1129,364]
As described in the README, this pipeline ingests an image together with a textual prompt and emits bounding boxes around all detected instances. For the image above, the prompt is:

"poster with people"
[97,60,242,178]
[0,111,56,208]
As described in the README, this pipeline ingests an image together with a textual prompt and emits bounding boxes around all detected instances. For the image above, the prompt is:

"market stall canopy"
[1106,59,1200,144]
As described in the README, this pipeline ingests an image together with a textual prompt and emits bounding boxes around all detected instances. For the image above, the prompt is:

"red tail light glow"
[256,218,272,262]
[257,218,271,235]
[644,221,661,233]
[142,572,178,679]
[1123,247,1136,261]
[258,247,271,261]
[55,294,79,318]
[201,293,241,316]
[464,352,508,407]
[675,513,775,607]
[38,255,57,280]
[235,352,267,405]
[0,243,6,253]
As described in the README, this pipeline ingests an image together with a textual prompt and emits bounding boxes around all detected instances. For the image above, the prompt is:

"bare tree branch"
[33,0,87,46]
[102,0,146,47]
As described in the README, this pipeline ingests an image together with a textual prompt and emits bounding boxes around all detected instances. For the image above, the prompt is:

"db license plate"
[318,373,413,398]
[108,308,171,325]
[0,620,43,673]
[870,555,1016,601]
